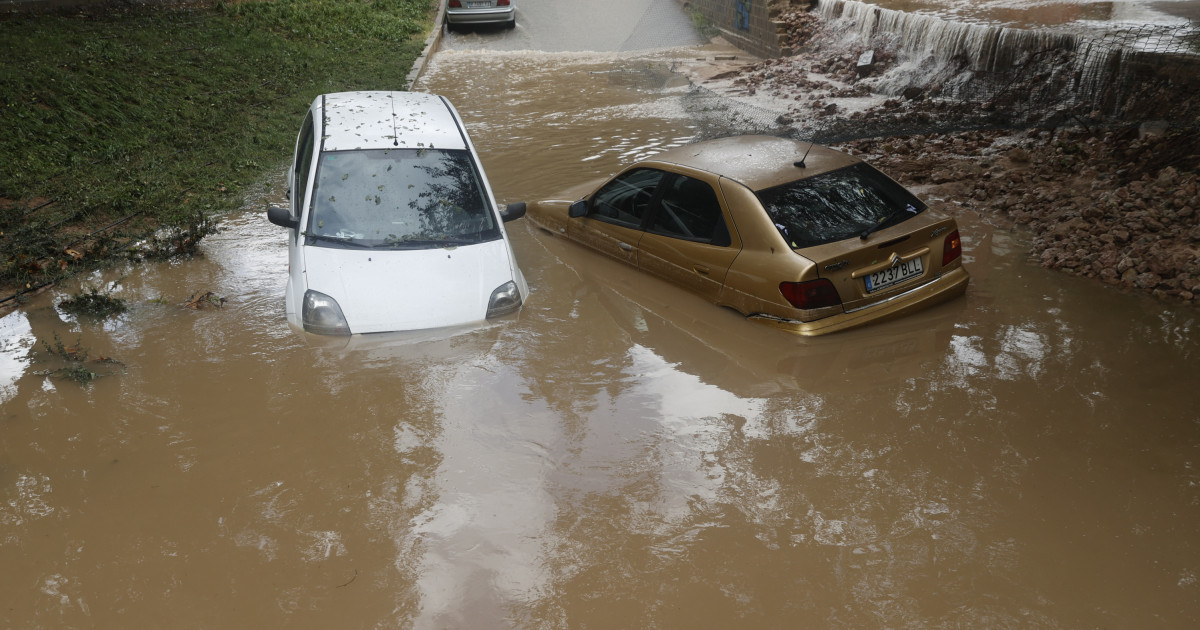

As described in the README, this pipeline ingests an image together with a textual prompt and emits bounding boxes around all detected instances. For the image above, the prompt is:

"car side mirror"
[500,202,526,223]
[267,205,299,230]
[568,200,588,218]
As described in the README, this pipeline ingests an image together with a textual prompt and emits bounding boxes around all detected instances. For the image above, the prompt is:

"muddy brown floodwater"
[2,28,1200,630]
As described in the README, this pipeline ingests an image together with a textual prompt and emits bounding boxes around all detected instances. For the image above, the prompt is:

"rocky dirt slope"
[697,10,1200,304]
[843,128,1200,302]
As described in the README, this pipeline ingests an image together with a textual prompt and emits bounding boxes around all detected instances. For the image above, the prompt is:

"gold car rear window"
[757,163,925,249]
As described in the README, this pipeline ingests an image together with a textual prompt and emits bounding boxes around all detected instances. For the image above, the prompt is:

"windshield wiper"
[860,204,919,240]
[303,232,373,248]
[372,236,482,249]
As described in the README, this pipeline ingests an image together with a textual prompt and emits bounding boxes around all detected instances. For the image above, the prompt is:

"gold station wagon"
[522,135,969,335]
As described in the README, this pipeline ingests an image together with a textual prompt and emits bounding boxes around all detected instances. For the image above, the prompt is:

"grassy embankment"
[0,0,435,305]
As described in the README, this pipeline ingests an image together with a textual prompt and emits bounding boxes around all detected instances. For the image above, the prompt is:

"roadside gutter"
[406,1,445,90]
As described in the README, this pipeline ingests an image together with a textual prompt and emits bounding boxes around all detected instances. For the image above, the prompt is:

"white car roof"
[318,91,468,152]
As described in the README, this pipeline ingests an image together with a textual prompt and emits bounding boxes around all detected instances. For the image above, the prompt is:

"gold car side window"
[590,168,664,229]
[647,175,732,246]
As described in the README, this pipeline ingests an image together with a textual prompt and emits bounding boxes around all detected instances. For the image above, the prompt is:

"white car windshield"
[306,148,499,249]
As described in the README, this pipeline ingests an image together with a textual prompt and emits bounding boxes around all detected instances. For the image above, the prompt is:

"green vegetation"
[58,280,128,317]
[688,9,720,41]
[37,332,125,385]
[0,0,434,298]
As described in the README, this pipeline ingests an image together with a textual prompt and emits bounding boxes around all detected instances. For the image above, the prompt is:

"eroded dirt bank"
[846,128,1200,301]
[695,9,1200,303]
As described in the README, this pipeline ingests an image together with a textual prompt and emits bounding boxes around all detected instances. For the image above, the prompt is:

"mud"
[2,3,1200,629]
[845,127,1200,301]
[692,9,1200,305]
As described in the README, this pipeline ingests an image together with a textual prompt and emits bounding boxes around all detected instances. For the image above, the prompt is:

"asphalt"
[433,0,705,53]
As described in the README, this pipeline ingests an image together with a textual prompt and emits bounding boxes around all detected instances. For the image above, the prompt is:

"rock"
[1157,166,1180,188]
[856,50,875,77]
[1007,147,1031,163]
[1136,272,1162,289]
[902,86,925,101]
[1139,120,1170,139]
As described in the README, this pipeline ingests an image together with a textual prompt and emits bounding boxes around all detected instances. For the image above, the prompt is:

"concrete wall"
[683,0,811,59]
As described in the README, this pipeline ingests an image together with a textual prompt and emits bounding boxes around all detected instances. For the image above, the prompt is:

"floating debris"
[35,333,125,385]
[184,291,227,310]
[58,281,128,317]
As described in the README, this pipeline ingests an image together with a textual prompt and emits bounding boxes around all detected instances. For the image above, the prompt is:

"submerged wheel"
[505,17,516,29]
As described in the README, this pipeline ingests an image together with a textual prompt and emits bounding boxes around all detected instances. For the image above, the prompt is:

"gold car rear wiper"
[860,204,919,240]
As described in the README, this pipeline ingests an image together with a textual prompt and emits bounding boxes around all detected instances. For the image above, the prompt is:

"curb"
[405,1,446,90]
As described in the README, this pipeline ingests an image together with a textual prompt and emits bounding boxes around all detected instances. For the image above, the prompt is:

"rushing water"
[2,2,1199,628]
[851,0,1200,29]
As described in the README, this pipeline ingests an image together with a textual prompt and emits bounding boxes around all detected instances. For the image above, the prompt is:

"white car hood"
[303,240,516,334]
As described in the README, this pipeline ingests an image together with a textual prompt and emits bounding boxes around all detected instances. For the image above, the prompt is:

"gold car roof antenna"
[793,141,814,168]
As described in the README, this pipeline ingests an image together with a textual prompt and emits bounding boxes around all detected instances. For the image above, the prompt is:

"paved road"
[440,0,706,52]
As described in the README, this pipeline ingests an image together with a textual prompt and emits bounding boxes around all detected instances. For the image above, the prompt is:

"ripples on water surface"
[1,15,1199,630]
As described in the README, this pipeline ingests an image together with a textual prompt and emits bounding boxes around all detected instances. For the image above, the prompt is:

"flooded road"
[3,2,1200,628]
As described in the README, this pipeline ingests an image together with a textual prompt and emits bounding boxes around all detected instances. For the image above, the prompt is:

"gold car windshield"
[756,163,926,249]
[305,148,499,249]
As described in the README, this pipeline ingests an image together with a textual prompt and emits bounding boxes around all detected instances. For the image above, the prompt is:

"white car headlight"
[303,290,351,335]
[486,280,522,319]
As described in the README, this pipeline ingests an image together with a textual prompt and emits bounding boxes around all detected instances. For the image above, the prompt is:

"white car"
[267,91,528,335]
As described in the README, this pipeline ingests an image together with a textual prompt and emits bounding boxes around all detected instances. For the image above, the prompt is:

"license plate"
[865,257,923,293]
[467,1,488,6]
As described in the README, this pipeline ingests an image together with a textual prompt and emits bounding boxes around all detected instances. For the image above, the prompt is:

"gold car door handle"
[618,241,633,252]
[693,265,710,275]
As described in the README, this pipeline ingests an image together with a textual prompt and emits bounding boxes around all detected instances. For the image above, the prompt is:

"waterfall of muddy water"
[818,0,1200,114]
[3,8,1200,630]
[849,0,1200,29]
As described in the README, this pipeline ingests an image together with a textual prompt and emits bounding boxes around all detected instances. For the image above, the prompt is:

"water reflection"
[0,310,34,404]
[418,35,1200,625]
[3,19,1200,628]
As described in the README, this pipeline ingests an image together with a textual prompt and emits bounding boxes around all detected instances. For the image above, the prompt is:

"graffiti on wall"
[736,0,751,30]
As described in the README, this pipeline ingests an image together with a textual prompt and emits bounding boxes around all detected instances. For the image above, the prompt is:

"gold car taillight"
[779,279,842,310]
[942,230,962,266]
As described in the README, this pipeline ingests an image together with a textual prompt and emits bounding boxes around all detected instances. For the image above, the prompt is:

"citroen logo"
[889,253,902,268]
